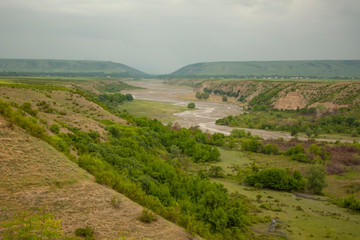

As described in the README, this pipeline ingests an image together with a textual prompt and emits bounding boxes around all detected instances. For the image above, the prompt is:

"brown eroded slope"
[0,116,197,240]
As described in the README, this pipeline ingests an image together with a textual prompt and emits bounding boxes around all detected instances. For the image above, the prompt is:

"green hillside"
[170,60,360,79]
[0,58,148,78]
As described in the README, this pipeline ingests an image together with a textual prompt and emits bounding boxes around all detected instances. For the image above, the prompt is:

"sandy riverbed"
[124,80,353,143]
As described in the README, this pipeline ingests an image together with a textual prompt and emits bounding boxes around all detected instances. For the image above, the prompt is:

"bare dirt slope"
[0,116,197,240]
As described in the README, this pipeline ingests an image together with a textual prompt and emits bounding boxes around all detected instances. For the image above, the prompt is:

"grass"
[117,99,187,123]
[212,178,360,240]
[212,148,251,175]
[197,148,360,239]
[0,111,194,240]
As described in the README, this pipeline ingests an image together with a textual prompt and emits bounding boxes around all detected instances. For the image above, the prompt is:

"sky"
[1,0,360,74]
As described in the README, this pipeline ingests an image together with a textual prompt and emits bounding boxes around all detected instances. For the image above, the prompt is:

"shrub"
[139,208,157,223]
[241,138,263,153]
[0,209,64,239]
[111,195,122,208]
[245,168,305,192]
[291,153,311,163]
[263,144,279,155]
[337,195,360,212]
[187,102,195,109]
[230,129,250,138]
[75,226,95,239]
[208,166,225,178]
[285,144,305,156]
[305,165,327,194]
[50,124,60,134]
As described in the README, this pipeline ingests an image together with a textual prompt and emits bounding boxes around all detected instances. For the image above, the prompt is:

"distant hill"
[0,58,148,78]
[169,60,360,79]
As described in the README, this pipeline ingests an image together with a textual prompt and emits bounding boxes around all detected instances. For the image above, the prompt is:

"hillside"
[169,60,360,79]
[0,77,254,240]
[0,116,195,240]
[194,79,360,110]
[0,59,148,78]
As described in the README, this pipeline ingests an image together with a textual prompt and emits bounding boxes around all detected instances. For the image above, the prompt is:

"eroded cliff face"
[273,91,307,110]
[194,80,360,111]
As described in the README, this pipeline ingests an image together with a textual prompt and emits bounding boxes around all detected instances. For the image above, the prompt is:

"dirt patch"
[308,102,348,112]
[273,91,307,110]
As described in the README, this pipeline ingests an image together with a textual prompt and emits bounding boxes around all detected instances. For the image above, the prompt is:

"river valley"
[124,80,355,143]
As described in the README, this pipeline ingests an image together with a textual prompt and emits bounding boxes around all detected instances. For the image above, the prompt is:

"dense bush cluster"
[337,195,360,212]
[98,93,133,105]
[195,92,209,99]
[216,107,360,136]
[244,168,306,192]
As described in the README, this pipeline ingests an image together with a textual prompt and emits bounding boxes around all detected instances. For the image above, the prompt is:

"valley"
[0,75,359,240]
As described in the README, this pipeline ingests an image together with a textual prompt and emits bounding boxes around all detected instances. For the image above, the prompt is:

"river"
[124,80,353,142]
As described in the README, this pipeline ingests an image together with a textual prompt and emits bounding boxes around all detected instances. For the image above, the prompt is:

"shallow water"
[124,80,352,142]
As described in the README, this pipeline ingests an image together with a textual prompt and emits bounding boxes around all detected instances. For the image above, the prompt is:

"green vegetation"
[244,168,305,191]
[305,165,328,194]
[75,226,95,239]
[217,107,360,137]
[2,76,360,239]
[1,209,69,240]
[337,195,360,212]
[187,102,195,109]
[139,209,157,223]
[169,60,360,79]
[116,99,187,123]
[195,91,209,99]
[0,58,148,78]
[0,95,251,239]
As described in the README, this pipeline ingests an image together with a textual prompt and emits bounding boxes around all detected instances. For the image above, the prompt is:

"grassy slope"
[0,116,195,240]
[208,148,360,240]
[0,58,147,77]
[170,60,360,78]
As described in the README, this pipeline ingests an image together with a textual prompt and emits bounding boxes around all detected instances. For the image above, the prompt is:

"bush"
[291,153,311,163]
[241,138,263,153]
[187,102,195,109]
[111,195,122,208]
[75,226,95,239]
[245,168,305,192]
[0,209,64,239]
[208,166,225,178]
[50,124,60,134]
[139,208,157,223]
[305,165,327,194]
[337,195,360,212]
[263,144,279,155]
[230,129,250,138]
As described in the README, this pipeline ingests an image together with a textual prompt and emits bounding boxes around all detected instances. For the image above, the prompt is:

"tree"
[125,93,134,101]
[222,96,228,102]
[305,127,313,138]
[187,102,195,109]
[305,165,327,194]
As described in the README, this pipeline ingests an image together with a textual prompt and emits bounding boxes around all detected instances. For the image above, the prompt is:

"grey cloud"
[0,0,359,73]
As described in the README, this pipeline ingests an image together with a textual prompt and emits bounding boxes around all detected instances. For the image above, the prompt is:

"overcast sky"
[1,0,359,74]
